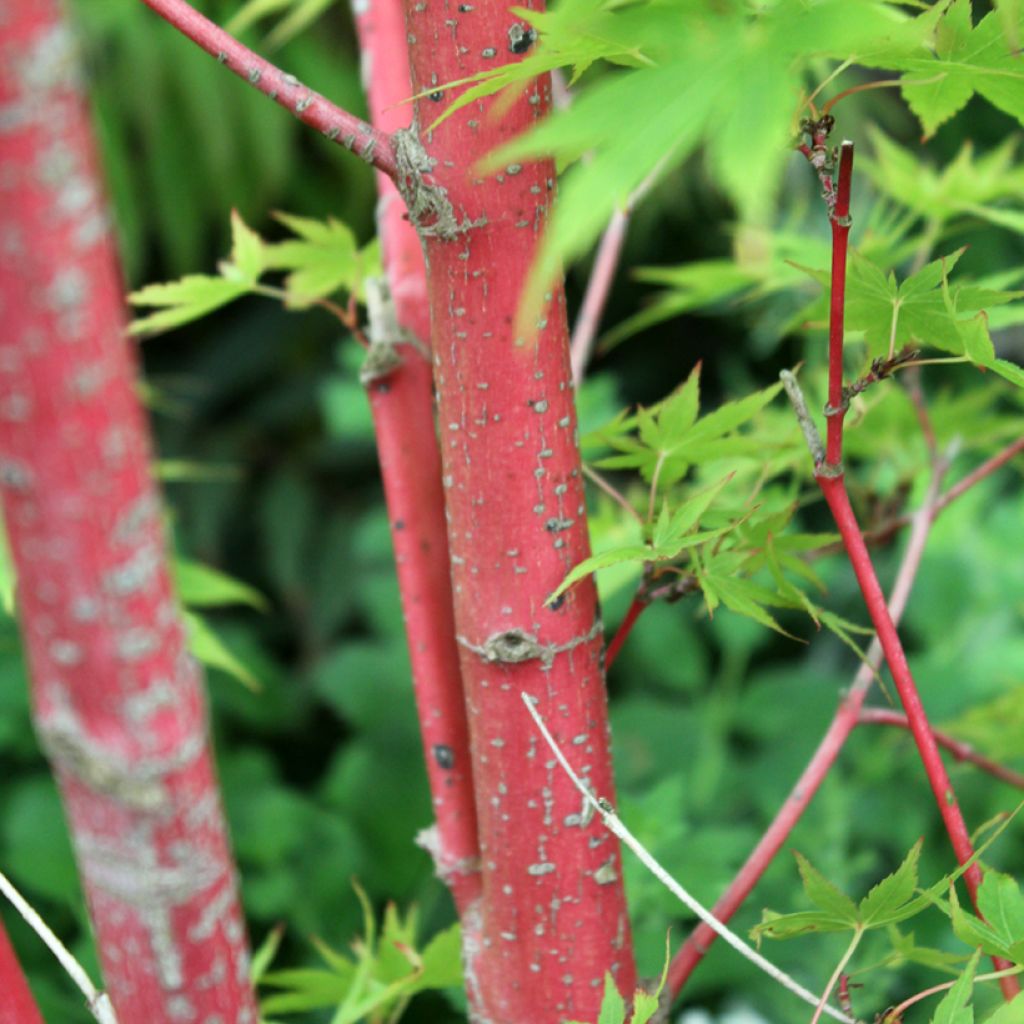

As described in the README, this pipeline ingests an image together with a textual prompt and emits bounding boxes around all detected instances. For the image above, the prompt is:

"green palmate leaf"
[859,840,923,927]
[863,130,1024,225]
[173,558,268,611]
[651,474,733,550]
[949,885,1017,961]
[886,925,968,974]
[184,611,261,691]
[263,213,369,308]
[751,907,857,941]
[656,364,701,441]
[597,973,627,1024]
[229,209,265,282]
[986,993,1024,1023]
[261,968,353,1014]
[899,1,1024,138]
[416,923,463,991]
[814,248,1023,369]
[250,925,284,984]
[929,949,981,1024]
[128,273,252,334]
[699,573,796,638]
[995,0,1023,50]
[794,851,860,926]
[976,871,1024,964]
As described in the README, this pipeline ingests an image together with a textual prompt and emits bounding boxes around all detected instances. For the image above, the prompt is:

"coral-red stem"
[604,594,647,670]
[936,436,1024,512]
[571,208,630,386]
[824,142,854,468]
[668,462,941,999]
[0,921,44,1024]
[857,709,1024,789]
[139,0,397,178]
[351,0,480,916]
[820,477,980,887]
[819,475,1019,1000]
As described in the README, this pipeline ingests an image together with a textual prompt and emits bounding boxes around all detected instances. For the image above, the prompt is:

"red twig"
[821,456,983,881]
[858,709,1024,789]
[668,455,943,999]
[936,436,1024,512]
[571,207,630,386]
[825,141,854,468]
[794,140,1018,1001]
[139,0,397,178]
[352,0,480,916]
[605,594,647,670]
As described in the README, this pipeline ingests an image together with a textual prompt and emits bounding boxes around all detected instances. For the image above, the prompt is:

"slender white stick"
[0,867,118,1024]
[520,693,858,1024]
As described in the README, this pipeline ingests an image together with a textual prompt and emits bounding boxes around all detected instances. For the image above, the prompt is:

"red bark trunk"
[352,0,482,914]
[400,4,637,1020]
[0,920,45,1024]
[0,2,258,1020]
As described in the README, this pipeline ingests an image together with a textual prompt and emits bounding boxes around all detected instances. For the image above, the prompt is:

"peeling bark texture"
[402,3,637,1021]
[352,0,482,919]
[0,3,258,1021]
[0,919,45,1024]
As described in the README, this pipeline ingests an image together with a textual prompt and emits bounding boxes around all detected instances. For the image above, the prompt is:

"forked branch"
[140,0,398,178]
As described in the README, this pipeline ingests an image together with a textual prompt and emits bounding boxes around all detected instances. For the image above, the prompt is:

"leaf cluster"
[129,211,378,334]
[557,365,870,646]
[257,883,461,1023]
[437,0,1024,315]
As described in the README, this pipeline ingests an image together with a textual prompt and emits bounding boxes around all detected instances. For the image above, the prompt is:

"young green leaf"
[229,210,265,282]
[173,559,268,611]
[859,839,923,927]
[263,212,363,308]
[184,611,261,692]
[794,851,860,926]
[928,949,981,1024]
[128,274,252,334]
[985,992,1024,1024]
[899,1,1024,138]
[597,973,626,1024]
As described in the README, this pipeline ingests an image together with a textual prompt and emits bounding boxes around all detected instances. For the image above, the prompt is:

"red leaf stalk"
[351,0,481,913]
[820,477,984,902]
[807,136,1019,999]
[400,3,637,1020]
[140,0,398,177]
[604,594,647,671]
[0,921,44,1024]
[668,461,941,998]
[0,3,257,1019]
[857,709,1024,790]
[825,141,854,469]
[819,481,1019,999]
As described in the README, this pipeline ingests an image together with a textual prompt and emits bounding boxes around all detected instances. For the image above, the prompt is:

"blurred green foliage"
[1,2,1023,1023]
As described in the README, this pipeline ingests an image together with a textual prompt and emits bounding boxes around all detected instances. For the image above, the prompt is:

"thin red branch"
[0,920,45,1024]
[825,141,854,468]
[571,207,630,386]
[139,0,398,179]
[605,594,647,670]
[935,436,1024,513]
[352,0,480,917]
[858,708,1024,789]
[798,138,1018,998]
[819,488,984,894]
[668,456,943,999]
